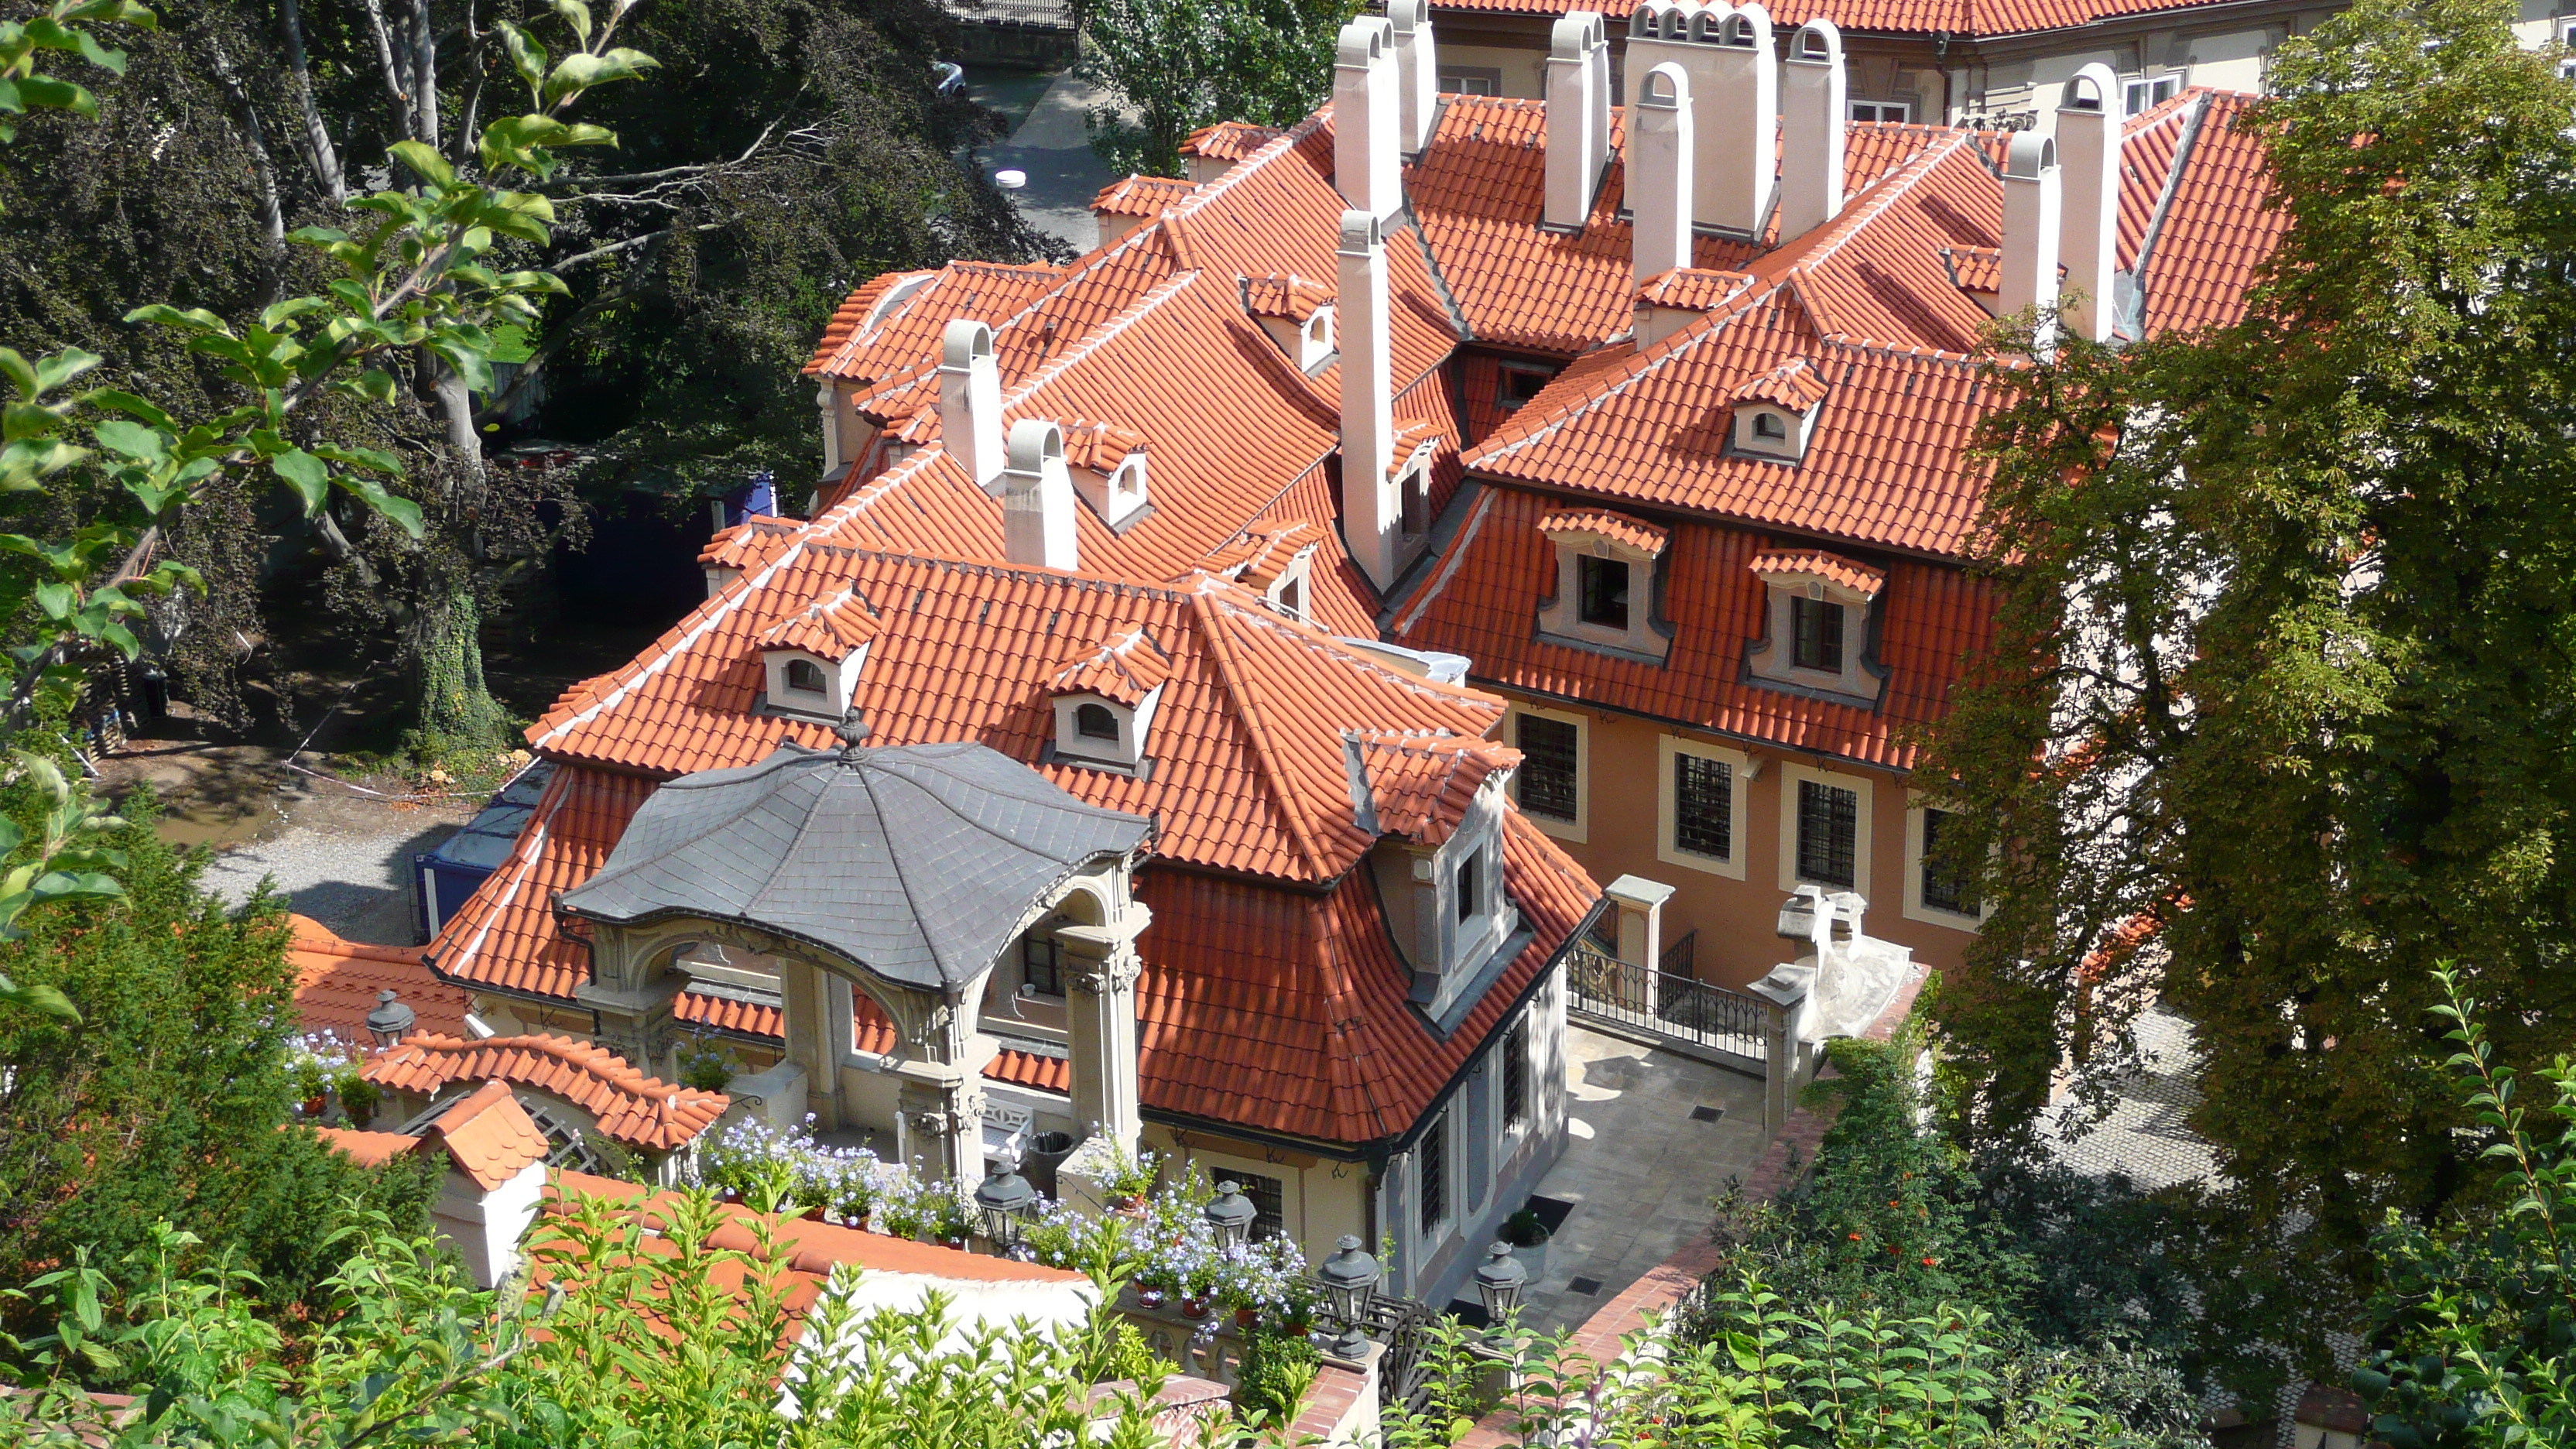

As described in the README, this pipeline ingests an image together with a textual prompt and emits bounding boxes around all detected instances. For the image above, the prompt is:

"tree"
[1075,0,1355,177]
[1912,0,2576,1367]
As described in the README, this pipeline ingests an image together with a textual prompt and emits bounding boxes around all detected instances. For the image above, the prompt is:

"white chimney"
[1630,63,1693,289]
[1708,3,1776,236]
[1002,418,1079,570]
[1625,3,1732,234]
[937,319,1004,494]
[1334,17,1400,220]
[1779,19,1845,241]
[1999,132,2063,355]
[1336,210,1398,589]
[1389,0,1438,156]
[2055,62,2121,344]
[1543,13,1607,228]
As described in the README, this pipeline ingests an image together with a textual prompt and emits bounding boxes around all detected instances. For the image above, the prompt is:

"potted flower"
[877,1177,926,1239]
[926,1183,972,1249]
[334,1068,381,1130]
[829,1153,880,1229]
[1102,1145,1158,1211]
[1133,1270,1169,1311]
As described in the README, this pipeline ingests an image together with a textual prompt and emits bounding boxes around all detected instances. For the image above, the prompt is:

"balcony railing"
[1567,938,1769,1065]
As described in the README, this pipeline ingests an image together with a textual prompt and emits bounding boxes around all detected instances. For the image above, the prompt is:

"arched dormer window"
[1048,625,1170,772]
[1075,702,1120,742]
[1726,358,1830,463]
[1752,411,1788,440]
[785,659,827,695]
[755,584,879,721]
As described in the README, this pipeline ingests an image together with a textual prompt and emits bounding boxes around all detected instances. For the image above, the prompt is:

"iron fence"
[1567,939,1769,1061]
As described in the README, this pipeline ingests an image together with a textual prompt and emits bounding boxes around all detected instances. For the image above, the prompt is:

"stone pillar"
[1748,964,1815,1138]
[1605,874,1674,1016]
[571,926,685,1071]
[888,988,992,1193]
[1059,902,1151,1156]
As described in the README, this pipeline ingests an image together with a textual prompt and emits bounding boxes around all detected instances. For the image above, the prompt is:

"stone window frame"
[1728,400,1821,463]
[1536,527,1673,664]
[762,645,865,721]
[1744,572,1886,705]
[1506,701,1588,844]
[1902,790,1991,930]
[1050,685,1165,771]
[1656,734,1751,880]
[1497,1012,1532,1142]
[1776,759,1874,901]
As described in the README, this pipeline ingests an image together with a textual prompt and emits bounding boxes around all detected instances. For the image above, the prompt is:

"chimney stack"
[1334,17,1400,220]
[1708,3,1776,236]
[1630,63,1694,289]
[1779,19,1845,241]
[1002,419,1079,570]
[2055,63,2121,344]
[937,320,1004,494]
[1999,132,2063,355]
[1336,210,1398,589]
[1625,3,1731,234]
[1390,0,1438,156]
[1543,12,1608,228]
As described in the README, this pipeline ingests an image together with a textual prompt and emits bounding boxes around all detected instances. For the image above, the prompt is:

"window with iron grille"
[1022,933,1063,996]
[1418,1112,1450,1237]
[1502,1019,1530,1133]
[1791,596,1845,671]
[1920,808,1978,915]
[1577,556,1631,629]
[1516,714,1578,821]
[1797,779,1858,887]
[1231,1169,1288,1239]
[1673,752,1732,859]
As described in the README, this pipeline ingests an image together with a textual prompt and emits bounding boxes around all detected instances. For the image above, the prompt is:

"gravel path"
[200,817,462,945]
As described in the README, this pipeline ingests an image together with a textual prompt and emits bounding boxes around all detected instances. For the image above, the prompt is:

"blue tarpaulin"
[413,762,555,942]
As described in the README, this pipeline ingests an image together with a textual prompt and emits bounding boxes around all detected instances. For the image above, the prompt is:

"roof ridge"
[429,769,569,978]
[1208,586,1502,711]
[1187,589,1331,879]
[1164,105,1332,228]
[999,269,1203,414]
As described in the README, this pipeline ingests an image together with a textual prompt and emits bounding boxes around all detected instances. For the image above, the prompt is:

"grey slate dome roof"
[557,728,1153,992]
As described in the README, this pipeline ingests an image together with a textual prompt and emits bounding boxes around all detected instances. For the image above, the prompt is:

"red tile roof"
[753,583,879,656]
[1430,0,2295,39]
[1353,731,1520,846]
[363,1033,730,1152]
[1728,357,1832,412]
[673,988,783,1040]
[1640,268,1753,310]
[312,1125,420,1168]
[422,1079,553,1191]
[699,516,801,570]
[1243,273,1334,321]
[1091,175,1196,218]
[804,262,1067,382]
[1060,419,1147,473]
[287,914,472,1040]
[428,765,652,1000]
[1050,622,1175,705]
[1750,546,1887,598]
[1538,506,1670,555]
[1182,121,1284,164]
[1202,521,1321,591]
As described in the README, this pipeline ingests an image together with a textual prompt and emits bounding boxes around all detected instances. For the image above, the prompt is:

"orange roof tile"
[362,1033,728,1151]
[806,262,1067,383]
[1352,731,1519,846]
[287,914,471,1040]
[673,988,783,1040]
[311,1125,421,1168]
[1640,268,1753,310]
[1243,273,1334,322]
[1431,0,2294,39]
[699,516,801,570]
[1091,174,1195,218]
[1750,546,1887,598]
[1050,623,1175,705]
[1181,120,1283,163]
[1728,358,1831,412]
[427,765,652,1000]
[422,1079,553,1190]
[1202,521,1321,592]
[753,583,880,657]
[1059,418,1147,474]
[1537,507,1670,555]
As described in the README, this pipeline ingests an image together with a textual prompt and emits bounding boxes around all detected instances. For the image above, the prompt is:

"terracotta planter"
[800,1205,827,1222]
[940,1234,968,1251]
[1180,1296,1209,1320]
[1234,1307,1259,1331]
[1136,1287,1167,1310]
[301,1097,328,1118]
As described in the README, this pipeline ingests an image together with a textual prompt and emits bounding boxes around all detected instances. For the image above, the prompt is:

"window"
[1848,99,1911,122]
[1440,65,1503,95]
[1577,556,1631,629]
[1276,576,1303,620]
[1021,932,1063,997]
[2123,74,2179,115]
[523,1101,600,1172]
[1499,362,1556,411]
[1501,1019,1530,1133]
[1790,596,1845,672]
[1516,713,1578,822]
[1401,468,1428,536]
[1075,702,1119,741]
[784,658,826,695]
[1456,844,1485,923]
[1229,1169,1288,1239]
[1418,1112,1450,1237]
[1797,779,1859,888]
[1920,808,1978,916]
[1753,412,1788,440]
[1674,752,1733,860]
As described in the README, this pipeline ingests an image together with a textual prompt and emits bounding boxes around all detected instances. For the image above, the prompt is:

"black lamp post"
[365,988,416,1050]
[973,1163,1040,1250]
[1317,1234,1381,1359]
[1472,1242,1527,1324]
[1204,1180,1256,1249]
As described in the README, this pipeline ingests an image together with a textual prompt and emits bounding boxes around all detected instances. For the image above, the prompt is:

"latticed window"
[1231,1170,1288,1239]
[1021,933,1062,996]
[1516,714,1577,822]
[1674,753,1732,859]
[523,1101,600,1173]
[1921,808,1978,915]
[1502,1019,1530,1132]
[1797,779,1858,888]
[1791,596,1845,671]
[1418,1113,1450,1237]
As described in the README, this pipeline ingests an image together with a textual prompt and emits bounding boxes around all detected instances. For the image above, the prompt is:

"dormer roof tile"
[1750,546,1888,598]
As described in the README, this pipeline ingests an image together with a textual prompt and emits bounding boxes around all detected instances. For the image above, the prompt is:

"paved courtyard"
[1513,1026,1769,1334]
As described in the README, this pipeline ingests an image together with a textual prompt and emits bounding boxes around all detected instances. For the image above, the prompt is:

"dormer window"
[755,584,879,721]
[1063,420,1150,529]
[1454,844,1486,924]
[1726,358,1830,463]
[785,659,827,695]
[1075,702,1119,742]
[1244,275,1337,373]
[1747,549,1887,704]
[1276,574,1304,621]
[1536,509,1671,663]
[1048,625,1171,772]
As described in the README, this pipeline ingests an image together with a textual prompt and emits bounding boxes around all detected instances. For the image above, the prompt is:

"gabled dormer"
[1348,731,1529,1033]
[1060,419,1150,530]
[699,515,800,598]
[1535,507,1673,663]
[1727,358,1830,463]
[1390,420,1439,550]
[755,585,879,720]
[1243,273,1337,373]
[1046,626,1173,774]
[1743,546,1888,705]
[1208,521,1322,622]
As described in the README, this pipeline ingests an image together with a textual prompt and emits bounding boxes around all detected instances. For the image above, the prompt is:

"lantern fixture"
[1317,1234,1381,1358]
[1204,1180,1257,1249]
[1472,1242,1527,1322]
[973,1164,1040,1249]
[365,988,416,1049]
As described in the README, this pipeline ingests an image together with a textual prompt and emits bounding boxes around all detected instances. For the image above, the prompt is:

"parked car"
[931,61,964,96]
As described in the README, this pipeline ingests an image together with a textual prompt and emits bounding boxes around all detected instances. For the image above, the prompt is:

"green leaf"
[269,449,328,510]
[388,139,455,188]
[123,303,230,334]
[552,0,594,43]
[496,24,549,98]
[542,47,656,105]
[90,419,163,462]
[87,388,175,430]
[335,476,425,539]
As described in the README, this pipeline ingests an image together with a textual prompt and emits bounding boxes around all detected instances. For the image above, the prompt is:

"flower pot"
[800,1205,827,1222]
[1136,1287,1167,1310]
[1234,1307,1259,1331]
[301,1096,328,1118]
[1111,1196,1146,1214]
[1180,1296,1209,1320]
[940,1234,968,1251]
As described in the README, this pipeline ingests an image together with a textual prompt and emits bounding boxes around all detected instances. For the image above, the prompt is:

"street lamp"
[1472,1242,1527,1323]
[1317,1234,1381,1359]
[1204,1180,1256,1249]
[365,989,416,1050]
[973,1163,1040,1251]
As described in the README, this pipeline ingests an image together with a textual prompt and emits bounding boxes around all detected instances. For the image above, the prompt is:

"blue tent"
[413,762,555,942]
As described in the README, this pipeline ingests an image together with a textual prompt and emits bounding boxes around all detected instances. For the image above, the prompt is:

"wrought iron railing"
[1659,928,1696,978]
[1567,939,1769,1061]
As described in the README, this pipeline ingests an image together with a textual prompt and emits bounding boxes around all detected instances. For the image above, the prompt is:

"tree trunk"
[413,587,508,748]
[279,0,348,204]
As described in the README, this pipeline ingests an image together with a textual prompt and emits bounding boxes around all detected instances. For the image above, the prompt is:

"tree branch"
[280,0,348,204]
[547,219,727,274]
[356,0,415,141]
[204,41,287,291]
[407,0,439,149]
